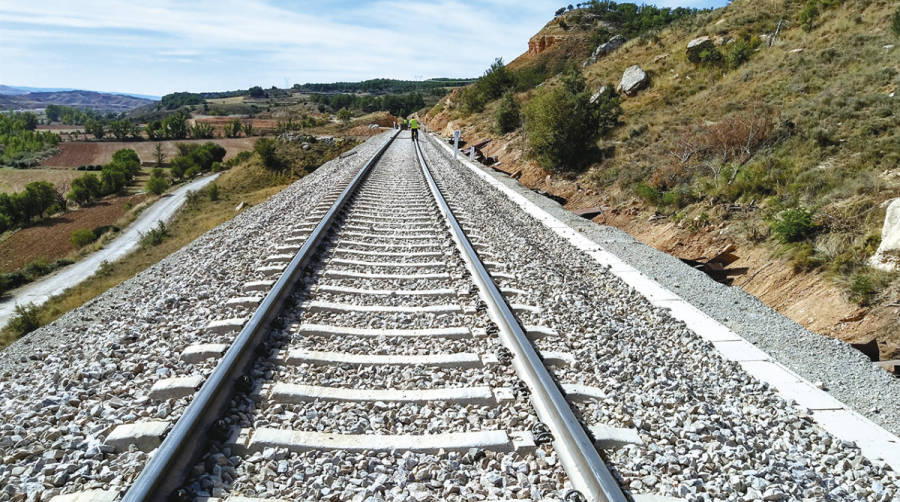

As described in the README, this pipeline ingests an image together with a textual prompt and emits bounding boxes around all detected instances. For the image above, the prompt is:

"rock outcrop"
[584,35,626,66]
[617,65,649,96]
[686,36,716,63]
[870,198,900,271]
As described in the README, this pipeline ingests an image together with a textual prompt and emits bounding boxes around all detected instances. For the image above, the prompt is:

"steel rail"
[122,129,400,502]
[413,136,627,502]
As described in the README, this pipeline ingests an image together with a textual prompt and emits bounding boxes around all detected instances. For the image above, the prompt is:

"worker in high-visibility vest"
[400,118,407,130]
[409,116,419,141]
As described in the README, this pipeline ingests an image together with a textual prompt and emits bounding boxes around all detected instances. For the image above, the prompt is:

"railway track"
[12,129,898,502]
[115,130,627,502]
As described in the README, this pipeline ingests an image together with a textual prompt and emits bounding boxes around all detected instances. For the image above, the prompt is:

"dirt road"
[0,173,219,329]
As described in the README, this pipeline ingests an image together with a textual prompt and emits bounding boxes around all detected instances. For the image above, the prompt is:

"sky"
[0,0,729,98]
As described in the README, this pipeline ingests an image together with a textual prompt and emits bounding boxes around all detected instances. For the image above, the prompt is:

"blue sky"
[0,0,729,97]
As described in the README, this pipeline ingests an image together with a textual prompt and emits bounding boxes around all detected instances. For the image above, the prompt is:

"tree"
[248,86,266,98]
[154,143,166,166]
[21,113,38,131]
[68,174,101,205]
[242,121,254,137]
[111,149,142,176]
[85,119,105,140]
[254,138,280,170]
[162,112,187,139]
[337,108,352,123]
[146,120,163,140]
[461,58,514,114]
[523,70,621,172]
[45,104,61,122]
[494,91,521,134]
[109,119,132,140]
[224,119,242,138]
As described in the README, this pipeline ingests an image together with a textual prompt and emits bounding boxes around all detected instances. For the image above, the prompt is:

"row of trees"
[1,112,60,167]
[67,149,142,205]
[309,92,425,118]
[0,181,62,233]
[44,104,108,125]
[294,78,473,94]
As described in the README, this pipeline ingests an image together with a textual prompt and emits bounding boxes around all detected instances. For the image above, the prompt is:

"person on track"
[410,115,419,141]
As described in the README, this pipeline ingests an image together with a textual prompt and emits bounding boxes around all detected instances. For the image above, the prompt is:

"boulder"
[686,36,715,63]
[869,198,900,271]
[616,65,649,96]
[584,35,626,66]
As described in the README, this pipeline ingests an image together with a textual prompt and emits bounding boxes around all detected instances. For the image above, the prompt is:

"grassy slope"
[428,0,899,353]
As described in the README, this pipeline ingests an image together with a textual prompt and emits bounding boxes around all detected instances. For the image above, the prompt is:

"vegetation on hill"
[293,78,474,94]
[429,0,900,314]
[309,92,425,117]
[0,112,60,167]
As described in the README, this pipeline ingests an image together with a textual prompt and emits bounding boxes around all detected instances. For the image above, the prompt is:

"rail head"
[121,129,400,502]
[412,136,627,502]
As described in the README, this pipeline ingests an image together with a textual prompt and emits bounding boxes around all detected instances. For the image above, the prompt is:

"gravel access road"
[0,173,220,330]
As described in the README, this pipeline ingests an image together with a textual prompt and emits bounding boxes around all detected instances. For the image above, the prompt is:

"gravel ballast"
[0,133,393,501]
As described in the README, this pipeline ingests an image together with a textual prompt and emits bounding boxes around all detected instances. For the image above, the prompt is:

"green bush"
[635,182,662,204]
[725,36,761,69]
[255,138,281,170]
[849,273,879,306]
[140,221,169,248]
[770,207,816,243]
[145,169,170,195]
[460,58,515,114]
[70,228,97,248]
[522,71,621,172]
[169,142,227,179]
[9,303,41,338]
[893,6,900,36]
[207,183,219,201]
[494,92,521,134]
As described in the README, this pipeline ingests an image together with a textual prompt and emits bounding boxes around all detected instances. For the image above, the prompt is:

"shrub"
[522,71,621,172]
[145,175,168,195]
[255,138,281,170]
[460,58,515,114]
[494,92,521,134]
[849,273,878,306]
[207,183,219,201]
[770,207,816,243]
[70,228,97,248]
[893,7,900,36]
[725,36,761,69]
[337,108,352,123]
[635,182,662,204]
[140,221,169,248]
[9,303,41,338]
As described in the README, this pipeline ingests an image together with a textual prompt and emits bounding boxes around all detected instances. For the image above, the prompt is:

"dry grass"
[0,167,82,194]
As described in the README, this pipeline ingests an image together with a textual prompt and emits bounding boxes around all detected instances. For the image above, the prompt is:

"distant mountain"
[0,90,156,113]
[0,84,77,95]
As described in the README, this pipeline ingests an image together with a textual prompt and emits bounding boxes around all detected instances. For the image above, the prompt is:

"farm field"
[0,194,146,273]
[41,138,256,168]
[0,167,82,194]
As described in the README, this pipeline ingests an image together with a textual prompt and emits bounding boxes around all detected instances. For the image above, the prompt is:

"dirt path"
[0,174,219,329]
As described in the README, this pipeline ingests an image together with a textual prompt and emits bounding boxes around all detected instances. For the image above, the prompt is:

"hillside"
[427,0,900,361]
[0,90,155,112]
